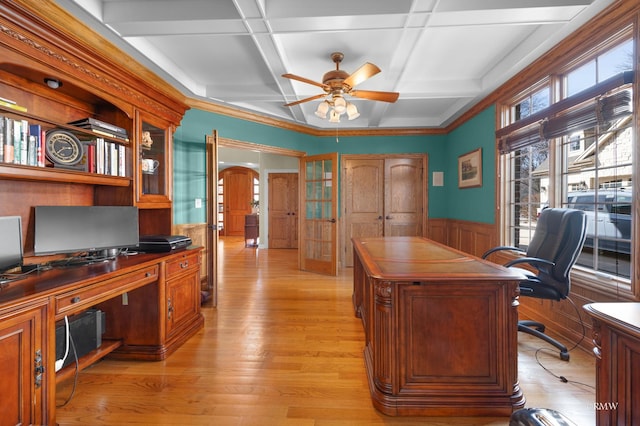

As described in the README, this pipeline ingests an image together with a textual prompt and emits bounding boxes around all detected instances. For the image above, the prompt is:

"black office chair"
[483,208,587,361]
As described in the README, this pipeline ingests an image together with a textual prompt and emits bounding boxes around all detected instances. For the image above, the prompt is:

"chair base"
[519,320,570,361]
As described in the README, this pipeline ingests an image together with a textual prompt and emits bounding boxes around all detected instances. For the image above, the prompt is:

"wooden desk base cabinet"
[353,237,525,417]
[584,302,640,426]
[0,247,204,426]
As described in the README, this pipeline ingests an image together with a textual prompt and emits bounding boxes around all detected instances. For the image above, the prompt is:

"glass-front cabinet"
[137,113,173,207]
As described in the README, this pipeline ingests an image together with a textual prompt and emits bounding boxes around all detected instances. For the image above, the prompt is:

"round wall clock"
[45,130,83,166]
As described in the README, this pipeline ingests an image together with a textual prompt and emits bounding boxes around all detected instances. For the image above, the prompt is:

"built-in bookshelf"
[1,108,129,177]
[0,0,188,249]
[0,1,191,425]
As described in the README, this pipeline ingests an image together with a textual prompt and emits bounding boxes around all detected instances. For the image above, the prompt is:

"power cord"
[56,332,79,408]
[532,296,595,391]
[55,316,70,372]
[0,264,46,288]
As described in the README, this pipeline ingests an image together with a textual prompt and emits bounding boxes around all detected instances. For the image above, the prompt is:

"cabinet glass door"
[140,121,166,197]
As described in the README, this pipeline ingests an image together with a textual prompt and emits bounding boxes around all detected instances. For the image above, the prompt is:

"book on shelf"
[68,117,129,141]
[29,124,45,167]
[19,120,28,166]
[0,115,4,163]
[0,116,41,166]
[1,116,13,163]
[87,127,129,142]
[12,120,21,165]
[0,97,27,112]
[82,137,127,177]
[119,144,126,177]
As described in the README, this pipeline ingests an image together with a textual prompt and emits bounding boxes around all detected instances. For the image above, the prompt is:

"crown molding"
[186,97,447,137]
[219,137,306,157]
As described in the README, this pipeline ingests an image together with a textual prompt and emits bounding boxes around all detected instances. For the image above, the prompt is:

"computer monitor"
[34,206,139,257]
[0,216,23,274]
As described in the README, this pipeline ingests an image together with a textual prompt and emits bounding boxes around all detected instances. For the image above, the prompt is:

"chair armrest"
[482,246,525,259]
[505,257,555,270]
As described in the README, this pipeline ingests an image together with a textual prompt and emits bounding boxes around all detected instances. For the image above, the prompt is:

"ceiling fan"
[282,52,399,121]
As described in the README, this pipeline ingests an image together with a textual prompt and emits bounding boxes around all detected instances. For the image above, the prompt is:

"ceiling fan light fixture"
[282,52,398,124]
[333,96,346,114]
[315,101,329,118]
[346,102,360,120]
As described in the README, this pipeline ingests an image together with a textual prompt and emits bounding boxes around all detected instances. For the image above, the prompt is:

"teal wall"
[173,105,496,225]
[444,106,496,224]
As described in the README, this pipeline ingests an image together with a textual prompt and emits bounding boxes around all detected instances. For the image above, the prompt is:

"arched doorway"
[218,166,259,236]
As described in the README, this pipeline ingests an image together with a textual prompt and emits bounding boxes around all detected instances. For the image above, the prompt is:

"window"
[566,40,634,96]
[559,91,633,278]
[498,34,635,284]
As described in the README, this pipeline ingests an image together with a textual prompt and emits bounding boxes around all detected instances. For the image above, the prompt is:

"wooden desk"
[583,302,640,426]
[352,236,525,416]
[0,248,204,425]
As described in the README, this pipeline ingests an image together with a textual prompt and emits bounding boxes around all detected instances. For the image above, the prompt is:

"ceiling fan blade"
[343,62,381,88]
[351,90,399,103]
[284,93,327,107]
[282,73,329,90]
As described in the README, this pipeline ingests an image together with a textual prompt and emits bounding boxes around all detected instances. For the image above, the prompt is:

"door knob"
[386,215,392,220]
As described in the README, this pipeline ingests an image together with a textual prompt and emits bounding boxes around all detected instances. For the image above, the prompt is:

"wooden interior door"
[384,157,424,236]
[342,155,427,267]
[300,153,338,275]
[268,172,298,248]
[205,131,218,306]
[344,158,384,266]
[220,167,257,236]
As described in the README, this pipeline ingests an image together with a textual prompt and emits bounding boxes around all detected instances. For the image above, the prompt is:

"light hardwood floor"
[57,237,597,425]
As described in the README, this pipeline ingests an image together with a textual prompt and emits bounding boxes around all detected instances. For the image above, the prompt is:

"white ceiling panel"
[56,0,612,130]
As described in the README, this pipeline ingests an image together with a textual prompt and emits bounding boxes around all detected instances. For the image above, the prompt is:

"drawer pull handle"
[71,296,81,304]
[146,272,152,277]
[180,261,189,268]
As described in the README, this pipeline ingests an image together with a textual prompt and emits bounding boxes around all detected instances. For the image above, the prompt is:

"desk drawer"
[166,252,200,278]
[55,265,159,316]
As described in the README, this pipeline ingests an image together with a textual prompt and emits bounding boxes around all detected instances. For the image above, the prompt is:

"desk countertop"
[584,302,640,337]
[352,236,526,282]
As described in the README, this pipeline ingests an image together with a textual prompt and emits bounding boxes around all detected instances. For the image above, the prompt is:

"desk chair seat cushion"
[513,267,565,300]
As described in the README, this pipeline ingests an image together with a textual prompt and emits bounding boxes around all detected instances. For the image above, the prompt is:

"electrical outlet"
[195,198,202,208]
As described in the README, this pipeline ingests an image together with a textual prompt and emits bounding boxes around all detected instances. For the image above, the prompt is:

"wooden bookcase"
[0,0,187,257]
[0,2,193,424]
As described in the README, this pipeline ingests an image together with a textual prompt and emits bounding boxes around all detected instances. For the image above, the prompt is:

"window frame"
[497,26,637,299]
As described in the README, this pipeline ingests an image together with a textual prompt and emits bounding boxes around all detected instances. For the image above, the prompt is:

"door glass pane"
[304,159,333,261]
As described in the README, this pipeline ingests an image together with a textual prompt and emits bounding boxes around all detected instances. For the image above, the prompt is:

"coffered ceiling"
[57,0,612,130]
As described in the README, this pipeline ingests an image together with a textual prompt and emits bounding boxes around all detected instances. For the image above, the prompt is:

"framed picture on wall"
[458,148,482,188]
